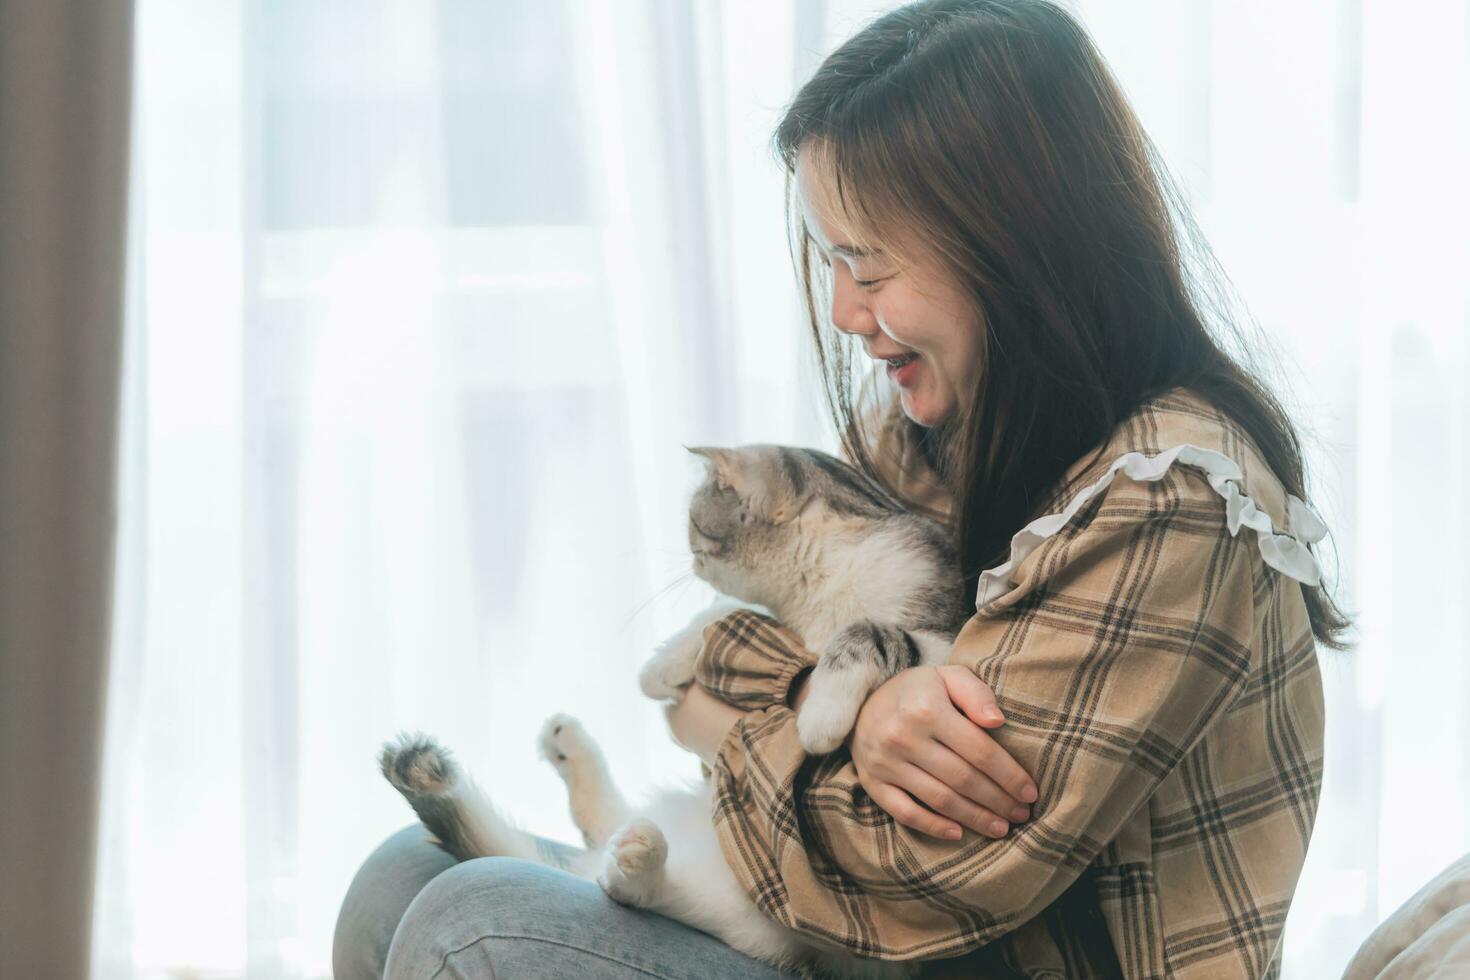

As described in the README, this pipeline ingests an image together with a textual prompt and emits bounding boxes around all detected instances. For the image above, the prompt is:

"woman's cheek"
[874,307,908,344]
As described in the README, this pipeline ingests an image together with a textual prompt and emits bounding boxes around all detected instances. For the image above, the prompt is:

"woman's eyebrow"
[801,217,882,258]
[823,241,881,258]
[799,211,881,258]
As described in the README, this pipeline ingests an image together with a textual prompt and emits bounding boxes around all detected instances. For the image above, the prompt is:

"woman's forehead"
[795,144,881,258]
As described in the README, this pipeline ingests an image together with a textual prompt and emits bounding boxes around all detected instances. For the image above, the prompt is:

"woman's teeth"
[887,353,918,367]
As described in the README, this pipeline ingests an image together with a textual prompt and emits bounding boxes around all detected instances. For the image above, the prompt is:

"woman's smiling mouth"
[885,351,921,385]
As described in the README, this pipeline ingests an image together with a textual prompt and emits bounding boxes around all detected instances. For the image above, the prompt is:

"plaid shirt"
[695,388,1325,978]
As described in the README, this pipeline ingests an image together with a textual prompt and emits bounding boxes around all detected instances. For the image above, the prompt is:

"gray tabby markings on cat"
[381,444,965,979]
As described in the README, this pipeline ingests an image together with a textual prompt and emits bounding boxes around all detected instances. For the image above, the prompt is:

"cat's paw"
[796,700,858,755]
[379,732,458,796]
[538,713,598,776]
[795,669,876,755]
[637,648,697,701]
[610,818,668,876]
[639,600,751,701]
[597,818,668,906]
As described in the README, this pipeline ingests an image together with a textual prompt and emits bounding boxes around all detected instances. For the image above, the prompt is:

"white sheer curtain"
[95,1,1470,977]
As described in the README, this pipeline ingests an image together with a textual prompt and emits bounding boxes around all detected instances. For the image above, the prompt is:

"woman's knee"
[333,825,458,980]
[383,857,586,977]
[383,857,798,980]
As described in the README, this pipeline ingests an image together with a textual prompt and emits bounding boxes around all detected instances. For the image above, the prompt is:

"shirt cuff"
[693,609,817,711]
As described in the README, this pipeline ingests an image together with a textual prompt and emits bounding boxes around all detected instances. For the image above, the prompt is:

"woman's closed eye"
[823,250,896,291]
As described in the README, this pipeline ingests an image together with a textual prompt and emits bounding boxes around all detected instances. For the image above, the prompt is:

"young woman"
[335,1,1349,976]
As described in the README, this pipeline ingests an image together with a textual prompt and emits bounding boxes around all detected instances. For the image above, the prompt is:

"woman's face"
[795,143,983,428]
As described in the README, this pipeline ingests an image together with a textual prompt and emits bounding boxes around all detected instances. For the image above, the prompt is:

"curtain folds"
[0,2,135,977]
[94,1,1470,978]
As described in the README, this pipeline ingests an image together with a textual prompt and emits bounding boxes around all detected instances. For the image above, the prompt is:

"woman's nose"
[829,263,878,337]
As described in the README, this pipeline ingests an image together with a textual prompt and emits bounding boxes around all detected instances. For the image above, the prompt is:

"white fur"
[638,598,761,701]
[394,470,952,977]
[412,702,916,978]
[554,733,918,979]
[797,657,884,754]
[721,516,943,650]
[907,629,956,667]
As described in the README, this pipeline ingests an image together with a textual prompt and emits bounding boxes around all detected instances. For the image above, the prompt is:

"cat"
[380,444,967,978]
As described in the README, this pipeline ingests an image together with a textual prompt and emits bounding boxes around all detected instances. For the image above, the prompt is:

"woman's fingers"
[894,763,1013,839]
[935,710,1038,808]
[938,667,1039,805]
[938,664,1005,728]
[851,665,1039,836]
[867,780,965,841]
[914,737,1030,824]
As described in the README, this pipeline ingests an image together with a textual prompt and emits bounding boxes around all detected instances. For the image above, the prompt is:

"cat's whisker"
[621,571,698,629]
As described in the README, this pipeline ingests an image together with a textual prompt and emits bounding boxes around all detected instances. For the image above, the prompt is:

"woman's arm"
[687,611,1036,838]
[663,681,744,767]
[695,465,1261,959]
[791,664,1037,839]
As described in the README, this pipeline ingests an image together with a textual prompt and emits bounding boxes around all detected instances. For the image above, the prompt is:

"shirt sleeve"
[699,463,1261,961]
[694,610,816,711]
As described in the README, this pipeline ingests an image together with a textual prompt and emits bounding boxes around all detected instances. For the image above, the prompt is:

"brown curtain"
[0,1,135,975]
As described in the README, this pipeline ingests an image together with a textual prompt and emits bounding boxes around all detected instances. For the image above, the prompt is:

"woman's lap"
[335,825,459,979]
[334,824,798,980]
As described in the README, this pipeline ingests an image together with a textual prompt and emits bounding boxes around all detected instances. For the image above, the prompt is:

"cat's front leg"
[638,599,756,700]
[797,622,928,754]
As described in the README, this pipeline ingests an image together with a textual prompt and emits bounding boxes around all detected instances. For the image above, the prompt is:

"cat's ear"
[765,453,815,524]
[684,445,738,489]
[767,486,814,523]
[686,445,809,521]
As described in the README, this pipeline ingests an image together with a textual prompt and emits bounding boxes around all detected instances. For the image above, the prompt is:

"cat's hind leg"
[538,714,630,850]
[596,818,668,908]
[380,733,541,863]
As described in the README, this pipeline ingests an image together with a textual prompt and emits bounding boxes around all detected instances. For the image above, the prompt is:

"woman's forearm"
[664,682,745,767]
[787,667,813,711]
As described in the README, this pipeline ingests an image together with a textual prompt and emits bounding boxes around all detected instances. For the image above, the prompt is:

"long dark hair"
[774,0,1352,648]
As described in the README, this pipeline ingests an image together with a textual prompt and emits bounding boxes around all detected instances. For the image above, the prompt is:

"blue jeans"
[333,824,800,979]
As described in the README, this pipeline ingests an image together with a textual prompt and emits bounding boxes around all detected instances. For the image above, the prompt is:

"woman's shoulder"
[1052,386,1309,530]
[1057,388,1262,489]
[978,386,1328,610]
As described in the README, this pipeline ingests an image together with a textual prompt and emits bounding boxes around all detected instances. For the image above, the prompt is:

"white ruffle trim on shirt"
[975,443,1328,610]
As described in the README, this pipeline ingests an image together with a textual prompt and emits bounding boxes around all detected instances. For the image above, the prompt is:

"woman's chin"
[898,387,951,428]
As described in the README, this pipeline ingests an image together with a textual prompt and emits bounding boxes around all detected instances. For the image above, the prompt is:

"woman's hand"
[839,665,1038,840]
[663,682,745,768]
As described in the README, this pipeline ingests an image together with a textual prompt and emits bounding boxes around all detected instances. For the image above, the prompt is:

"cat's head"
[683,444,904,605]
